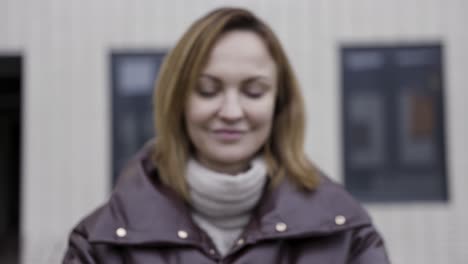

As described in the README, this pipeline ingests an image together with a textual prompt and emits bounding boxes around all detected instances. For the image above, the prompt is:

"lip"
[212,129,246,141]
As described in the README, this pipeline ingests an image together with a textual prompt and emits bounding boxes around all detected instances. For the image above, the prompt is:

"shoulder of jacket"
[71,203,110,238]
[315,173,371,221]
[267,172,372,237]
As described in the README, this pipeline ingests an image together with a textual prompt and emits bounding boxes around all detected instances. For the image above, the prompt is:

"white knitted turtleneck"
[186,157,268,256]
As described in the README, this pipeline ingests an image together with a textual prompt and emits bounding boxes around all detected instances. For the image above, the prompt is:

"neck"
[196,155,250,175]
[186,157,268,255]
[186,157,268,218]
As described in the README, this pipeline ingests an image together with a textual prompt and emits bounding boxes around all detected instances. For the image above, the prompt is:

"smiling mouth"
[212,129,245,141]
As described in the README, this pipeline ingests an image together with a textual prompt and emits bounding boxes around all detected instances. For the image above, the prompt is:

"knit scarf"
[186,157,268,256]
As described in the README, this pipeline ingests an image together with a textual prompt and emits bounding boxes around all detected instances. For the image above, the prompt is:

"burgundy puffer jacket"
[63,145,390,263]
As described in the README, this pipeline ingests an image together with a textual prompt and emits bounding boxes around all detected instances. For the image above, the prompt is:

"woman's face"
[185,30,277,174]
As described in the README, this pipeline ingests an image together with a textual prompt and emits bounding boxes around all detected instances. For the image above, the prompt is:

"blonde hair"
[153,7,320,200]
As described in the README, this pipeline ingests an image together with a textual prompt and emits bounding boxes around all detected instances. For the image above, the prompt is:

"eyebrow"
[199,73,273,85]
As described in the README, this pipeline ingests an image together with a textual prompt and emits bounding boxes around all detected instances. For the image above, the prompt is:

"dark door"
[0,56,21,264]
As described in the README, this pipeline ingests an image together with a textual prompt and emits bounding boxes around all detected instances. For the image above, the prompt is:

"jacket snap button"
[209,248,216,255]
[116,227,127,238]
[236,238,245,246]
[275,222,287,232]
[177,230,188,239]
[335,215,346,225]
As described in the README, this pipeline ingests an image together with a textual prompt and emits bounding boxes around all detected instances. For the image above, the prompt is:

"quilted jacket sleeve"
[348,224,391,264]
[62,226,97,264]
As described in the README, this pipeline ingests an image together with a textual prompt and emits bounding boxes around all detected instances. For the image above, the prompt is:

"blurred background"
[1,0,467,263]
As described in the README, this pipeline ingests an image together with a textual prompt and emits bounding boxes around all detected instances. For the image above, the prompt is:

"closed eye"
[196,76,221,98]
[243,81,269,98]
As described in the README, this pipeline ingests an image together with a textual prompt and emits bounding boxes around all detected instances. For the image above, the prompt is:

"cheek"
[246,99,276,127]
[185,97,218,132]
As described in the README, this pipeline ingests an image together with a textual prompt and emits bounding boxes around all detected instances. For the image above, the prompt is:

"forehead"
[211,30,269,56]
[202,30,276,77]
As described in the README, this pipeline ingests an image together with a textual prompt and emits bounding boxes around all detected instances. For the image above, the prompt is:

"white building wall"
[0,0,467,263]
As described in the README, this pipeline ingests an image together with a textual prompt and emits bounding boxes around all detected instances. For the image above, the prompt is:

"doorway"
[0,56,21,264]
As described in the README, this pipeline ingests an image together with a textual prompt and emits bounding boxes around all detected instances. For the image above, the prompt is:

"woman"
[63,7,390,264]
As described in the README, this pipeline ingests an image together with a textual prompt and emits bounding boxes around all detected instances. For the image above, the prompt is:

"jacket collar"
[88,143,371,246]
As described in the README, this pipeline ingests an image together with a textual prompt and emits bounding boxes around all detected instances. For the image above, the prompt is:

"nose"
[218,92,243,121]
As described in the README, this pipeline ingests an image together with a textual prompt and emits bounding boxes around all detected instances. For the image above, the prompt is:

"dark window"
[341,45,448,202]
[111,51,166,182]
